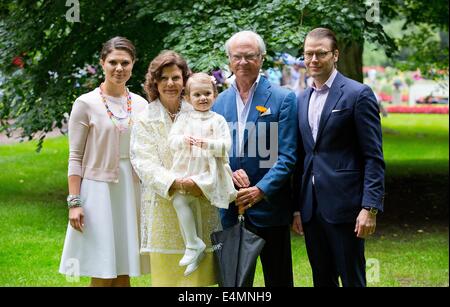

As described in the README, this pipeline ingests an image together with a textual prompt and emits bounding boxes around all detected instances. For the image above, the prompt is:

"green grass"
[381,114,449,176]
[366,228,449,287]
[0,113,448,286]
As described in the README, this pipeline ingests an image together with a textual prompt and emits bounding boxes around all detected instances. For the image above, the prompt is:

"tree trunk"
[337,40,364,83]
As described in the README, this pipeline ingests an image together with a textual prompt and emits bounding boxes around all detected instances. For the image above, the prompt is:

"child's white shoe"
[184,251,205,276]
[179,240,206,266]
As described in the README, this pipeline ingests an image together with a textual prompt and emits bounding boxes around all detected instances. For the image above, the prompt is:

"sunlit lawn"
[381,113,449,176]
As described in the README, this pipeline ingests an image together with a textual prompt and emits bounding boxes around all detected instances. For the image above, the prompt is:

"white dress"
[168,110,237,209]
[59,96,150,279]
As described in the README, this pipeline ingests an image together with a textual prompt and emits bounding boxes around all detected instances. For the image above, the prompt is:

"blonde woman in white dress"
[168,73,236,276]
[59,37,150,287]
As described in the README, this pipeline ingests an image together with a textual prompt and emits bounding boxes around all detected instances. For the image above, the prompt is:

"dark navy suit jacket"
[212,76,298,228]
[296,72,385,224]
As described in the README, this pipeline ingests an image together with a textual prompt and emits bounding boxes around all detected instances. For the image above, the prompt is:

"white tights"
[172,192,203,249]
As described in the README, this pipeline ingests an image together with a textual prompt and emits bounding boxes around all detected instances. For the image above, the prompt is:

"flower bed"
[386,105,449,114]
[378,92,409,102]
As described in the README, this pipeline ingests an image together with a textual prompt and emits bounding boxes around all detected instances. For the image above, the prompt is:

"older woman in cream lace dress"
[130,51,220,286]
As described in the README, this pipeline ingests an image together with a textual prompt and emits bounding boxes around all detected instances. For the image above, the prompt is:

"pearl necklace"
[165,102,182,119]
[99,83,132,132]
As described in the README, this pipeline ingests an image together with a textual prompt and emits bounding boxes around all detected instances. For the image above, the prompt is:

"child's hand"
[192,138,207,149]
[184,136,196,147]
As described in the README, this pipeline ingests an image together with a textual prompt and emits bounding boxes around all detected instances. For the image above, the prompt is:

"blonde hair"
[184,72,218,99]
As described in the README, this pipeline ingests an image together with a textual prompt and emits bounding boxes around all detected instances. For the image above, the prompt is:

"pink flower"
[386,106,449,114]
[86,65,96,75]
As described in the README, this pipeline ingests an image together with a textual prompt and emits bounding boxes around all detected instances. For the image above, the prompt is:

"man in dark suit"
[293,28,385,287]
[212,30,298,287]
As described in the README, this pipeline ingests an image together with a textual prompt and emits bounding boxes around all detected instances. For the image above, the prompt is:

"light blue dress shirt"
[231,74,261,155]
[308,68,338,142]
[308,69,338,184]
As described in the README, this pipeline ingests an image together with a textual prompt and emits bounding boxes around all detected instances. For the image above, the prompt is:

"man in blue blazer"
[212,30,298,287]
[293,28,385,287]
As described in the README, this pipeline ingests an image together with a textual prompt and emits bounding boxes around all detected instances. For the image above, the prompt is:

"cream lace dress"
[130,100,221,286]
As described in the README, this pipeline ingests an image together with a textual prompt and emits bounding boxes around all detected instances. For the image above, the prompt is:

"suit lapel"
[223,89,238,122]
[221,89,239,158]
[300,87,315,149]
[243,77,271,146]
[315,73,344,145]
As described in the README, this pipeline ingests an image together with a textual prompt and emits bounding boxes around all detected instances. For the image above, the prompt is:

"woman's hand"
[69,207,85,233]
[169,178,184,196]
[182,178,203,197]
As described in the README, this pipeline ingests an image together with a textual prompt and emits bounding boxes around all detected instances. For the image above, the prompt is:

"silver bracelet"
[67,194,82,208]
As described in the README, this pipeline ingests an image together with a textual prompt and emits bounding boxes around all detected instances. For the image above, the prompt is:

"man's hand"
[292,214,304,235]
[355,209,377,238]
[232,169,250,189]
[236,186,264,211]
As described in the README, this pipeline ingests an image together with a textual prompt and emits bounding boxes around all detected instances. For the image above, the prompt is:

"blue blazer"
[212,76,298,228]
[296,72,385,224]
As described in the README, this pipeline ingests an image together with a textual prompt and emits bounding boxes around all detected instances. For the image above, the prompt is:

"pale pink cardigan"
[68,88,148,183]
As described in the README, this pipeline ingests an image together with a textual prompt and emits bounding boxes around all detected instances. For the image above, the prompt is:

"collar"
[231,74,261,93]
[146,99,193,122]
[189,110,215,120]
[312,69,338,92]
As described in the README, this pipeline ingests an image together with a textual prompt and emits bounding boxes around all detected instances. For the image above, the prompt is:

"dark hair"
[144,50,191,102]
[185,72,219,99]
[100,36,136,61]
[305,27,338,51]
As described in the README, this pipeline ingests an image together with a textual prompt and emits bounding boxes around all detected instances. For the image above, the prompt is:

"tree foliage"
[0,0,447,148]
[0,0,169,149]
[380,0,449,78]
[136,0,395,73]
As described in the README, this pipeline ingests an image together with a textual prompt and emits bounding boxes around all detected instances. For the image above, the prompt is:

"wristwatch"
[363,206,378,216]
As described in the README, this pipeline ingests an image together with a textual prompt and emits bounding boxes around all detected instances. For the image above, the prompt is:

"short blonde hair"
[184,72,218,99]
